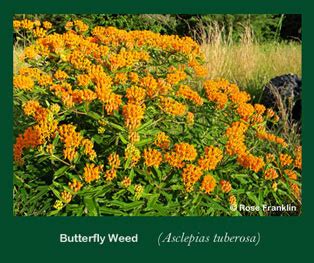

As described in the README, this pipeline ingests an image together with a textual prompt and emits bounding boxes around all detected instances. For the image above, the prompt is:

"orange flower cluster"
[108,50,150,71]
[58,124,88,162]
[165,143,197,168]
[254,104,266,115]
[225,121,248,156]
[237,153,265,173]
[285,169,297,180]
[182,164,203,192]
[121,176,132,188]
[154,132,170,150]
[140,75,158,98]
[166,68,187,85]
[200,174,216,194]
[220,180,232,193]
[176,85,203,106]
[125,86,146,104]
[105,169,117,181]
[279,154,293,167]
[54,70,68,80]
[229,195,237,206]
[290,183,301,200]
[13,75,34,90]
[81,139,97,161]
[104,153,120,181]
[256,130,288,147]
[125,143,141,167]
[13,126,43,165]
[122,103,145,130]
[23,100,41,116]
[236,103,255,121]
[83,163,103,183]
[159,97,187,116]
[143,148,163,167]
[264,168,279,180]
[294,146,302,169]
[198,146,223,171]
[68,179,83,192]
[188,58,208,77]
[61,191,72,203]
[203,79,228,109]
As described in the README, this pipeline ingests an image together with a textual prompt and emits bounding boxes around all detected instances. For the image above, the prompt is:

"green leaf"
[87,111,101,120]
[53,166,69,179]
[107,121,126,131]
[118,133,128,144]
[83,197,99,216]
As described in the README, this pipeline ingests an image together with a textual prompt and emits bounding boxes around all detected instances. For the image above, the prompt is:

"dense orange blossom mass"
[13,19,302,212]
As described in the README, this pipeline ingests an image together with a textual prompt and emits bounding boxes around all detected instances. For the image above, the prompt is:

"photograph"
[13,14,302,216]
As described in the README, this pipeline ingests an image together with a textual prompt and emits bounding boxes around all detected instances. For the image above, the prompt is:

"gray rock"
[261,74,301,122]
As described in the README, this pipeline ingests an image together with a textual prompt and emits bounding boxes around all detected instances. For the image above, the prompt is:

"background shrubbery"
[14,14,301,42]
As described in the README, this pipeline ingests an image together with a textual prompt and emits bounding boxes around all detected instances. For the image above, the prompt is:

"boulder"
[261,74,301,122]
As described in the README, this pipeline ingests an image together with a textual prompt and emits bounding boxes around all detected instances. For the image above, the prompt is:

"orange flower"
[43,21,52,30]
[140,75,158,98]
[122,103,145,130]
[77,74,91,87]
[166,68,187,85]
[174,142,197,161]
[13,75,34,90]
[159,97,187,116]
[129,72,139,84]
[68,179,83,192]
[284,169,297,180]
[108,152,120,169]
[254,104,266,115]
[182,164,203,192]
[83,163,102,183]
[225,121,248,156]
[264,168,279,180]
[279,154,293,167]
[128,131,140,143]
[294,146,302,169]
[256,130,287,147]
[229,195,237,206]
[54,70,68,80]
[198,146,223,171]
[237,153,265,173]
[154,132,170,149]
[125,86,146,104]
[23,100,41,116]
[81,139,96,161]
[61,191,72,203]
[114,72,128,85]
[63,147,77,162]
[236,103,255,121]
[200,174,216,194]
[143,148,162,167]
[220,180,232,193]
[290,183,301,200]
[121,176,132,188]
[105,168,117,181]
[176,85,203,106]
[125,143,141,167]
[266,108,275,118]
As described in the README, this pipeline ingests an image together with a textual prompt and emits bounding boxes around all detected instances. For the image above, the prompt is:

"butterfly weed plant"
[13,19,302,216]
